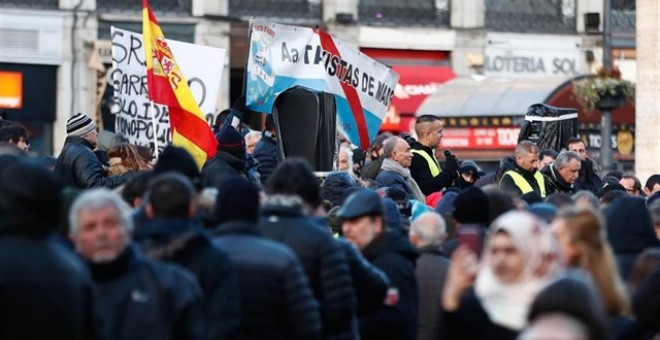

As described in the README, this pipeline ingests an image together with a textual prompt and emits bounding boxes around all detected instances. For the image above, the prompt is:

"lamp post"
[600,0,614,171]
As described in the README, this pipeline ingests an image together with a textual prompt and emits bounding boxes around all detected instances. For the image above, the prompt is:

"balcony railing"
[229,0,322,24]
[0,0,58,9]
[485,0,576,34]
[358,0,450,27]
[97,0,191,15]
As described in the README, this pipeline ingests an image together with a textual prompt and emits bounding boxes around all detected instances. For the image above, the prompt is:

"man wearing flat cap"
[55,113,134,189]
[339,189,419,340]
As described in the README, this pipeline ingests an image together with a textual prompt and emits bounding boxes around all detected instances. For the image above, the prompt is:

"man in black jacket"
[69,188,207,340]
[253,115,281,185]
[55,113,132,189]
[499,140,549,198]
[135,172,241,339]
[540,151,581,195]
[202,123,252,189]
[259,158,356,339]
[0,160,97,340]
[213,176,322,339]
[567,138,603,194]
[338,189,419,340]
[408,115,460,196]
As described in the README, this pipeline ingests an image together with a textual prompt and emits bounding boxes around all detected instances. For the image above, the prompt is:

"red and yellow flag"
[142,0,217,168]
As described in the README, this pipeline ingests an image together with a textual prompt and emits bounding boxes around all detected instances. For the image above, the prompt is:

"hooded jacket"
[133,218,241,340]
[409,140,459,196]
[359,230,419,340]
[89,245,207,340]
[259,203,356,339]
[603,197,660,280]
[201,150,246,189]
[574,158,603,194]
[213,220,322,339]
[321,172,359,207]
[540,164,576,195]
[55,136,131,189]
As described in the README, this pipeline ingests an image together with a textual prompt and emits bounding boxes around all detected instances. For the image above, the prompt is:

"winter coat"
[213,220,322,340]
[336,237,390,316]
[201,150,245,189]
[375,170,414,196]
[0,235,96,340]
[415,245,450,340]
[321,172,359,207]
[133,218,241,340]
[253,132,280,185]
[540,165,576,195]
[409,141,459,196]
[89,245,207,340]
[574,158,603,193]
[603,197,660,280]
[359,231,419,340]
[259,204,356,339]
[55,136,131,189]
[443,288,519,340]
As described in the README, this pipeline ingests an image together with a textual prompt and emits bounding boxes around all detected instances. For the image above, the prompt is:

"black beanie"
[154,145,200,185]
[214,175,260,224]
[453,187,490,225]
[216,124,246,159]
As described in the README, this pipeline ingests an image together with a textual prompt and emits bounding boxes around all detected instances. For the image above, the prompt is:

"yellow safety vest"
[501,170,547,198]
[411,149,441,177]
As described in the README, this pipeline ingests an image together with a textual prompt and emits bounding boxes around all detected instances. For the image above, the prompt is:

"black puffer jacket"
[253,132,280,185]
[359,231,419,340]
[409,141,459,196]
[55,136,131,189]
[259,203,356,339]
[499,161,549,197]
[214,221,322,340]
[540,164,576,195]
[574,158,603,194]
[201,150,245,189]
[134,218,241,340]
[89,246,207,340]
[321,172,360,207]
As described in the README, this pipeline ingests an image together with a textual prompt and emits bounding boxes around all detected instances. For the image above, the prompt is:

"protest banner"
[110,27,225,157]
[246,21,400,149]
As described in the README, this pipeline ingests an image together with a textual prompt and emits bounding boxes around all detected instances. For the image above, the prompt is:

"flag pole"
[149,100,160,162]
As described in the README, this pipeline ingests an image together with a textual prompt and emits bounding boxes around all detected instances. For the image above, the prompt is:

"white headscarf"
[475,211,560,331]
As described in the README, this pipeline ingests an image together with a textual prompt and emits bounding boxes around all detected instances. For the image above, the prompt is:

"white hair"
[410,211,447,247]
[244,130,261,145]
[69,188,134,235]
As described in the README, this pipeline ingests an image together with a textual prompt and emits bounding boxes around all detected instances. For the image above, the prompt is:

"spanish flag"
[142,0,217,168]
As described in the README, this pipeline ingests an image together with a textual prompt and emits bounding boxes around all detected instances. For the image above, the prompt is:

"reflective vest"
[501,170,547,198]
[411,149,441,177]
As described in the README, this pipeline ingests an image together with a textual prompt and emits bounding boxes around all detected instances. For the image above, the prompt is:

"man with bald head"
[409,212,450,340]
[375,136,426,202]
[408,115,460,196]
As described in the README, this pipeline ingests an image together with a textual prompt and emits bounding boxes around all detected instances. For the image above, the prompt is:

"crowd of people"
[1,108,659,340]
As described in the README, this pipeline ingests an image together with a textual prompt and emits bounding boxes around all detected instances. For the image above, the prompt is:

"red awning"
[391,65,456,115]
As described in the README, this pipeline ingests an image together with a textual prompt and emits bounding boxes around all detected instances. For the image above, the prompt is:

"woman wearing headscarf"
[441,211,560,340]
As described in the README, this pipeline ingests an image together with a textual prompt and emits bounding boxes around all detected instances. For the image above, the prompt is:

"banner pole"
[149,100,160,162]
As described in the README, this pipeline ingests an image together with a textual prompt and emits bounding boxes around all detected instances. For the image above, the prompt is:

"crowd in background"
[1,105,659,340]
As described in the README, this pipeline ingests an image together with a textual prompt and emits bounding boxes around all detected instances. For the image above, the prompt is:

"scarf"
[381,158,426,202]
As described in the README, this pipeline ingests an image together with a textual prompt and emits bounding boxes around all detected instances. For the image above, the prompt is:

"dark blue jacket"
[133,219,241,340]
[201,150,245,189]
[55,136,131,189]
[214,220,322,339]
[253,132,280,185]
[259,204,356,339]
[0,235,97,340]
[359,231,419,340]
[375,170,413,196]
[89,246,207,340]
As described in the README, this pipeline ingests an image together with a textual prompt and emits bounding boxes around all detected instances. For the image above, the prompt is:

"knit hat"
[214,175,260,224]
[216,124,246,159]
[453,187,490,225]
[154,146,200,187]
[67,113,97,137]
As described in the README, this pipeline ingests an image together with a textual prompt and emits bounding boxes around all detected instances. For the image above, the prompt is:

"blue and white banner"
[246,21,399,149]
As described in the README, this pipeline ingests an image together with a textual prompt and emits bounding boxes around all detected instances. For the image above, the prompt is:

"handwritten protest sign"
[110,27,226,156]
[246,22,399,149]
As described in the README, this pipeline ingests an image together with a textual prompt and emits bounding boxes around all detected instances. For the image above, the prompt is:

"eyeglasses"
[624,187,637,193]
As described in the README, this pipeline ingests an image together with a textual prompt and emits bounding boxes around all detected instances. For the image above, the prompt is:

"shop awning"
[416,76,574,117]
